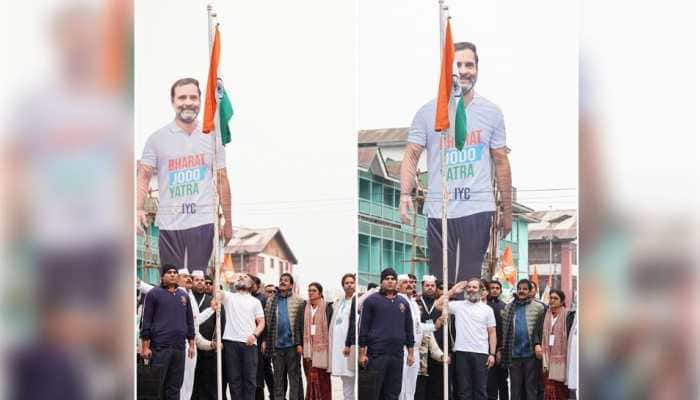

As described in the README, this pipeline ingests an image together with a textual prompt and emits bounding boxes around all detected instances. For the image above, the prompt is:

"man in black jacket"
[192,273,225,400]
[250,275,275,400]
[416,276,455,400]
[486,280,508,400]
[140,264,195,400]
[359,268,415,400]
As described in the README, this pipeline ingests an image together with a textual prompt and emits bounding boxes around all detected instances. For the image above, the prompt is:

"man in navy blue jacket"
[140,264,196,400]
[359,268,415,400]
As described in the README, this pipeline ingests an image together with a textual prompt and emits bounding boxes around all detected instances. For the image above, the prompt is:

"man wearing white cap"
[398,274,435,400]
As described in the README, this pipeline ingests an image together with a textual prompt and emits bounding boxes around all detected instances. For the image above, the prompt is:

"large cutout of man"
[400,42,512,285]
[137,78,233,273]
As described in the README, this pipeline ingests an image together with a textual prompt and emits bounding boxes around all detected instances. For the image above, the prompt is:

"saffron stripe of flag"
[203,26,234,145]
[203,27,221,134]
[434,20,455,132]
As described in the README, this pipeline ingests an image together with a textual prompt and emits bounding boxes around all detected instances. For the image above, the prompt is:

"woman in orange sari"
[303,282,333,400]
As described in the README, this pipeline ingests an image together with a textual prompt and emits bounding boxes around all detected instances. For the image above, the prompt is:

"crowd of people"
[357,268,577,400]
[137,266,357,400]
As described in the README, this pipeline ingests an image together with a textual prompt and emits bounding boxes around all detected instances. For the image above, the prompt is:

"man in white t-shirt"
[438,278,497,400]
[399,41,512,285]
[212,274,265,400]
[137,78,233,274]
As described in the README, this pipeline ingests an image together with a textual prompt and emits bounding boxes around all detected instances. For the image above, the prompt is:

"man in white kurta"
[398,274,434,400]
[179,269,201,400]
[329,274,357,400]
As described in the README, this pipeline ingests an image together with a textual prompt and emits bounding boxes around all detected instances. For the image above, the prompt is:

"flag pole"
[438,3,450,400]
[207,4,224,400]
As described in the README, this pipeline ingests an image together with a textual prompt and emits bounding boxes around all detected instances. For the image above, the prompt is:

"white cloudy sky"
[359,0,579,211]
[132,0,578,295]
[135,0,357,298]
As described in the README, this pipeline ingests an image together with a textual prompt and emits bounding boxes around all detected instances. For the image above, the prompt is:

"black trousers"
[367,353,404,400]
[454,352,488,400]
[509,357,538,400]
[425,355,455,400]
[486,364,509,400]
[415,374,430,400]
[223,341,258,400]
[272,347,302,400]
[151,347,185,400]
[535,359,544,400]
[192,351,228,400]
[256,347,275,400]
[428,212,493,285]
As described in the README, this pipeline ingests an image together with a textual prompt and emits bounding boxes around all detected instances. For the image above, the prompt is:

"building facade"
[224,227,299,287]
[527,209,578,302]
[357,130,535,288]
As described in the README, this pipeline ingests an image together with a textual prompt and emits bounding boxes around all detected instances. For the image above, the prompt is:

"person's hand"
[407,350,415,367]
[210,298,221,311]
[399,195,414,225]
[141,347,152,360]
[221,221,233,243]
[246,335,256,347]
[137,210,149,235]
[188,343,196,359]
[296,345,303,355]
[443,354,451,364]
[359,354,368,368]
[534,344,543,360]
[451,281,468,297]
[210,340,222,350]
[434,315,447,330]
[499,209,512,239]
[343,347,351,357]
[496,351,502,365]
[261,341,267,354]
[486,354,495,368]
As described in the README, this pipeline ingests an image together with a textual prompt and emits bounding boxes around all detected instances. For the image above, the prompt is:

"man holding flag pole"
[400,2,513,400]
[205,4,234,400]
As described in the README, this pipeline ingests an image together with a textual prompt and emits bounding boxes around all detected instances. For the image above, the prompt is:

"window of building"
[370,237,381,273]
[359,234,370,273]
[382,239,393,269]
[359,178,370,200]
[383,186,394,207]
[372,182,383,203]
[394,241,404,271]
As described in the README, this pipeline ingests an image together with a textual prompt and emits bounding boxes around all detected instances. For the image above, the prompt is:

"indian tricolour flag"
[203,25,233,146]
[434,20,467,150]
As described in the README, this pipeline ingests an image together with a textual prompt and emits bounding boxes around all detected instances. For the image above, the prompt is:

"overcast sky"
[359,0,579,211]
[135,0,357,298]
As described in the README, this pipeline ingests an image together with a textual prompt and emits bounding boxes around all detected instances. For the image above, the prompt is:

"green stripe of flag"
[455,96,467,150]
[219,88,233,146]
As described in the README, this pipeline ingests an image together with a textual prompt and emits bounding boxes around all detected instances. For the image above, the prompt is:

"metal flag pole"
[207,4,224,399]
[438,2,450,400]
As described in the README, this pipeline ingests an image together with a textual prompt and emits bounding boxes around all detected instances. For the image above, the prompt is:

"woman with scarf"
[542,289,570,400]
[303,282,333,400]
